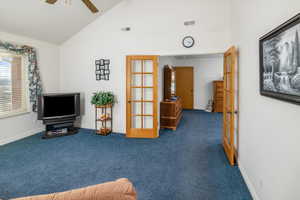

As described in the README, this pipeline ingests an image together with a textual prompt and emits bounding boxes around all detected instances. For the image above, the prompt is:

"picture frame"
[95,59,110,81]
[259,13,300,105]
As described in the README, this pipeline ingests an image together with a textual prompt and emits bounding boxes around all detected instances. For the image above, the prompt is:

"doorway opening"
[158,53,224,111]
[125,48,238,166]
[158,49,238,166]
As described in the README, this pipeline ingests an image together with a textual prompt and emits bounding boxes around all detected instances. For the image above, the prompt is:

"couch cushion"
[12,178,137,200]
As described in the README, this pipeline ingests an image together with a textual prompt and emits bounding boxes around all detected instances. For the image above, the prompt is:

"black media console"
[42,117,79,139]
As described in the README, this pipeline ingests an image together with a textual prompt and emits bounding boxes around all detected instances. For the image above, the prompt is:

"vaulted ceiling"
[0,0,122,44]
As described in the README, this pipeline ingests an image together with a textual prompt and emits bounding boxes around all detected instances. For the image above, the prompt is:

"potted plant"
[91,91,115,136]
[91,91,115,107]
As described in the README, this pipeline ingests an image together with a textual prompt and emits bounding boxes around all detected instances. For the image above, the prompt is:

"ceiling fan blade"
[46,0,58,4]
[82,0,99,13]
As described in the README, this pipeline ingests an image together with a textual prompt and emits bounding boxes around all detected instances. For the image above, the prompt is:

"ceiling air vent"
[184,20,196,26]
[121,27,131,31]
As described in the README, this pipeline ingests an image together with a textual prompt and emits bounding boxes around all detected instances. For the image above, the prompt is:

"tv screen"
[37,93,80,121]
[44,95,75,118]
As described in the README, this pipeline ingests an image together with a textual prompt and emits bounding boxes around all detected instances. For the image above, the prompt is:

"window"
[0,51,29,118]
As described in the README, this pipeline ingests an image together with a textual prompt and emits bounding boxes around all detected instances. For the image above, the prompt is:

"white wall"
[60,0,232,133]
[170,55,224,110]
[0,31,60,145]
[230,1,300,199]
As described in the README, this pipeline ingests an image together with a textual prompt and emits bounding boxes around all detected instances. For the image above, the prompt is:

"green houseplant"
[91,91,115,106]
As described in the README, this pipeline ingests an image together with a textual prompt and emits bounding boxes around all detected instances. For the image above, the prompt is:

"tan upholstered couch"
[12,178,137,200]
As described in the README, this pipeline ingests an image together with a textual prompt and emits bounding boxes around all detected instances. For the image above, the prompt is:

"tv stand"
[43,121,79,139]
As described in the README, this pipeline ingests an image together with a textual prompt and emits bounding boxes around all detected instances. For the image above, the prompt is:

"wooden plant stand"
[95,104,113,136]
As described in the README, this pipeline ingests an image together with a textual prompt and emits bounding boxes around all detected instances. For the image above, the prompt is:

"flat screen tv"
[38,93,80,120]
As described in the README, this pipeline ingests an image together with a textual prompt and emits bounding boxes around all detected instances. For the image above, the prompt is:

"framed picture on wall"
[259,13,300,104]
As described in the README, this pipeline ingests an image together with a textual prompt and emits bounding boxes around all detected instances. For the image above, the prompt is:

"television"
[38,93,80,121]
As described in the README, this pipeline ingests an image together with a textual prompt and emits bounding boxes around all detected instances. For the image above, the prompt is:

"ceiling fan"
[45,0,99,13]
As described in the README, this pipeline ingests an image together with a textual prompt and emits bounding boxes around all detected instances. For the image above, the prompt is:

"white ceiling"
[0,0,122,44]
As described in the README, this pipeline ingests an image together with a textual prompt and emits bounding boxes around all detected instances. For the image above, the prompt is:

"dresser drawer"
[215,97,223,102]
[175,101,182,114]
[213,80,224,113]
[214,101,223,112]
[216,89,223,94]
[160,97,183,130]
[215,91,223,98]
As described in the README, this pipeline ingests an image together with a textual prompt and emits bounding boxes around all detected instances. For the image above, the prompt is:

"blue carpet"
[0,110,251,200]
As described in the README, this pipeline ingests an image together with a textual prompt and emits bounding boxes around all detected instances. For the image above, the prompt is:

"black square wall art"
[95,59,110,81]
[260,13,300,104]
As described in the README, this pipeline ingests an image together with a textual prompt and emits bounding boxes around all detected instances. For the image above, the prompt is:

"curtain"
[0,41,43,112]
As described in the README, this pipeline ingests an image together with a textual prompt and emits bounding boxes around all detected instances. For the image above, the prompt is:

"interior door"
[126,55,158,138]
[223,46,238,166]
[174,67,194,109]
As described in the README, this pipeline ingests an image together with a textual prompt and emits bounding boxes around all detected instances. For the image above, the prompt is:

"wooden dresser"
[213,80,224,113]
[160,97,182,130]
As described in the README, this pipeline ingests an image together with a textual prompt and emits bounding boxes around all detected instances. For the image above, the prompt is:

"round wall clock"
[182,36,195,48]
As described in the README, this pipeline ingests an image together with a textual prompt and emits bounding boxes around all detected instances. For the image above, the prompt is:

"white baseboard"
[238,160,261,200]
[0,127,44,146]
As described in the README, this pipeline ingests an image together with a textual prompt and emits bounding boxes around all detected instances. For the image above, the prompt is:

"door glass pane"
[144,74,153,87]
[132,88,142,100]
[143,116,153,128]
[132,60,142,72]
[143,102,153,115]
[226,74,231,90]
[226,92,231,108]
[132,75,142,86]
[144,60,153,72]
[132,102,141,115]
[226,113,231,141]
[234,116,238,149]
[226,55,232,73]
[144,88,153,101]
[132,116,142,128]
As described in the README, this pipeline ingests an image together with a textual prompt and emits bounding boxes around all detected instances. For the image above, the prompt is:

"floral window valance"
[0,41,43,112]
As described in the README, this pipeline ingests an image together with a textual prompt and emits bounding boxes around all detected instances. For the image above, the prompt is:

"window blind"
[0,52,28,118]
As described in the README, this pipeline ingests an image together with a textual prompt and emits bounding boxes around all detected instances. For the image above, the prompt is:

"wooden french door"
[174,67,194,109]
[126,55,158,138]
[223,46,238,166]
